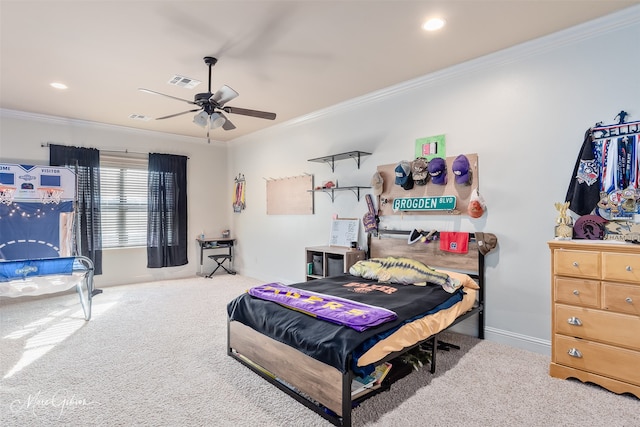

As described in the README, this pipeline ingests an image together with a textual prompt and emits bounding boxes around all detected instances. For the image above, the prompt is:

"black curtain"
[147,153,188,268]
[50,144,103,275]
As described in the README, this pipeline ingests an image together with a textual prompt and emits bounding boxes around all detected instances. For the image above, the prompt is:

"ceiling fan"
[139,56,276,141]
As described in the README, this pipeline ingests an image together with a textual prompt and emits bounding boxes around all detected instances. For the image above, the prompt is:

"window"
[100,153,148,248]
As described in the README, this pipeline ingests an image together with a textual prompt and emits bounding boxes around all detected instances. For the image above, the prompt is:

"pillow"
[436,269,480,290]
[349,257,462,293]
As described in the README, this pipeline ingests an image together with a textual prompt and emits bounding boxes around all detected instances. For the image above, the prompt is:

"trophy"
[554,202,573,239]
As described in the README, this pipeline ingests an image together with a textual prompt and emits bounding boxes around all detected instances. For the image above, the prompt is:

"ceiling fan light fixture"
[193,111,209,128]
[142,57,275,134]
[209,112,226,129]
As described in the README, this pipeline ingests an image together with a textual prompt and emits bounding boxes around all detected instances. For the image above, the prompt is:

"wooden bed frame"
[227,230,485,426]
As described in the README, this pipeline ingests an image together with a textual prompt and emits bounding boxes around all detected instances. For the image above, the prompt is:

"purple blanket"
[248,283,398,332]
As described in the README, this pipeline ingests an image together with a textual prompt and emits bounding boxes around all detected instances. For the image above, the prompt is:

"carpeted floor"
[1,275,638,426]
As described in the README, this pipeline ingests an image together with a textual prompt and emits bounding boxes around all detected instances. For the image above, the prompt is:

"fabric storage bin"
[326,255,344,277]
[312,254,323,276]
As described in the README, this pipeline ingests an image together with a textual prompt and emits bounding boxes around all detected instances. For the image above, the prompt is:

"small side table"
[196,237,236,277]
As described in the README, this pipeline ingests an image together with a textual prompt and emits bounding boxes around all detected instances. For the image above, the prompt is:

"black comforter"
[227,274,463,373]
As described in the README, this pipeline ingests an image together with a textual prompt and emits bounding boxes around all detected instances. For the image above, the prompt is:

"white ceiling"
[1,1,638,143]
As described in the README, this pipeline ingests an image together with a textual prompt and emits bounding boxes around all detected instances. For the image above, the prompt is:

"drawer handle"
[567,317,582,326]
[572,290,580,296]
[568,348,583,358]
[626,265,632,272]
[572,261,579,267]
[626,297,633,304]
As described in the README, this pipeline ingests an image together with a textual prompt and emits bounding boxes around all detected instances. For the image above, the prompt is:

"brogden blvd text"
[392,196,455,211]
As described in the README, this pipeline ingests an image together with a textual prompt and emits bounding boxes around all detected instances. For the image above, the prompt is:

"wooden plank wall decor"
[376,153,479,216]
[266,174,314,215]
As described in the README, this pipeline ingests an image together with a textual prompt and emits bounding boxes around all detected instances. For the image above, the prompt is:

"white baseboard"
[484,326,551,356]
[445,318,551,356]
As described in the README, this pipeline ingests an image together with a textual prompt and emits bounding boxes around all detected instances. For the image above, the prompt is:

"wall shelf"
[308,150,371,172]
[309,186,370,202]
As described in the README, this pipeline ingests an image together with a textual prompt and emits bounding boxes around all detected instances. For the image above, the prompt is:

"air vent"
[168,75,201,89]
[129,114,152,121]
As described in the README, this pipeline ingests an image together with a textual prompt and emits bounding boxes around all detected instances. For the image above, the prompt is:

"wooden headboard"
[368,230,481,275]
[368,229,486,339]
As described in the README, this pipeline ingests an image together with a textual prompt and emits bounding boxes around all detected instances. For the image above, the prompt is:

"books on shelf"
[351,362,392,398]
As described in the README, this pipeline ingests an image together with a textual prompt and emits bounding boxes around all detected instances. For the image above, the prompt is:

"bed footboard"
[228,320,352,425]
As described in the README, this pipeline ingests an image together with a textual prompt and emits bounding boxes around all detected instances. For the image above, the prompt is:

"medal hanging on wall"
[592,115,640,220]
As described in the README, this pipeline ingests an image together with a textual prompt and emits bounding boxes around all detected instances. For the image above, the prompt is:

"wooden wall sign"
[266,174,314,215]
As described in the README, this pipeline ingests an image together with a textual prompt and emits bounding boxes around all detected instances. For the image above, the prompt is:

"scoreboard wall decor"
[0,163,76,203]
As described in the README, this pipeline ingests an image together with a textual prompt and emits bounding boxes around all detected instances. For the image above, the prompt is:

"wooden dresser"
[548,240,640,398]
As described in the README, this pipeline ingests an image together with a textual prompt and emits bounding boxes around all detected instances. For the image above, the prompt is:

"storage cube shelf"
[305,245,365,281]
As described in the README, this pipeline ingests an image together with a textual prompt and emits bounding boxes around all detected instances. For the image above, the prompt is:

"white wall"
[1,8,638,355]
[0,112,229,286]
[227,8,640,354]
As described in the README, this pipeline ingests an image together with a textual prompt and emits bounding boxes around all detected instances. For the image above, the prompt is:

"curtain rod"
[40,143,189,159]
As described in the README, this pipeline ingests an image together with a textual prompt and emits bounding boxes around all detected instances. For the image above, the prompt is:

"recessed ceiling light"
[423,18,446,31]
[50,82,68,90]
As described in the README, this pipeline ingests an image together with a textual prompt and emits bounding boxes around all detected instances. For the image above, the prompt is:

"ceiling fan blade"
[139,88,197,105]
[211,85,239,106]
[156,108,201,120]
[220,113,236,130]
[224,106,276,120]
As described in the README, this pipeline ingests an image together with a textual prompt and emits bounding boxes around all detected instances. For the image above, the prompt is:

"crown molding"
[0,108,226,147]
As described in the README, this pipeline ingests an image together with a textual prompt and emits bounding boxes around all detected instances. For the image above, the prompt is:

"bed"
[0,256,101,320]
[227,230,485,427]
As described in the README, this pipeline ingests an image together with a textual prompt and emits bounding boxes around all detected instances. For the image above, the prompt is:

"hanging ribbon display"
[233,174,245,213]
[591,114,640,220]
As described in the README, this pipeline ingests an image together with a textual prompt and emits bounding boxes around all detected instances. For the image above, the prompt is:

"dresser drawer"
[554,304,640,351]
[554,335,640,386]
[602,252,640,283]
[554,277,600,308]
[554,250,600,279]
[602,281,640,315]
